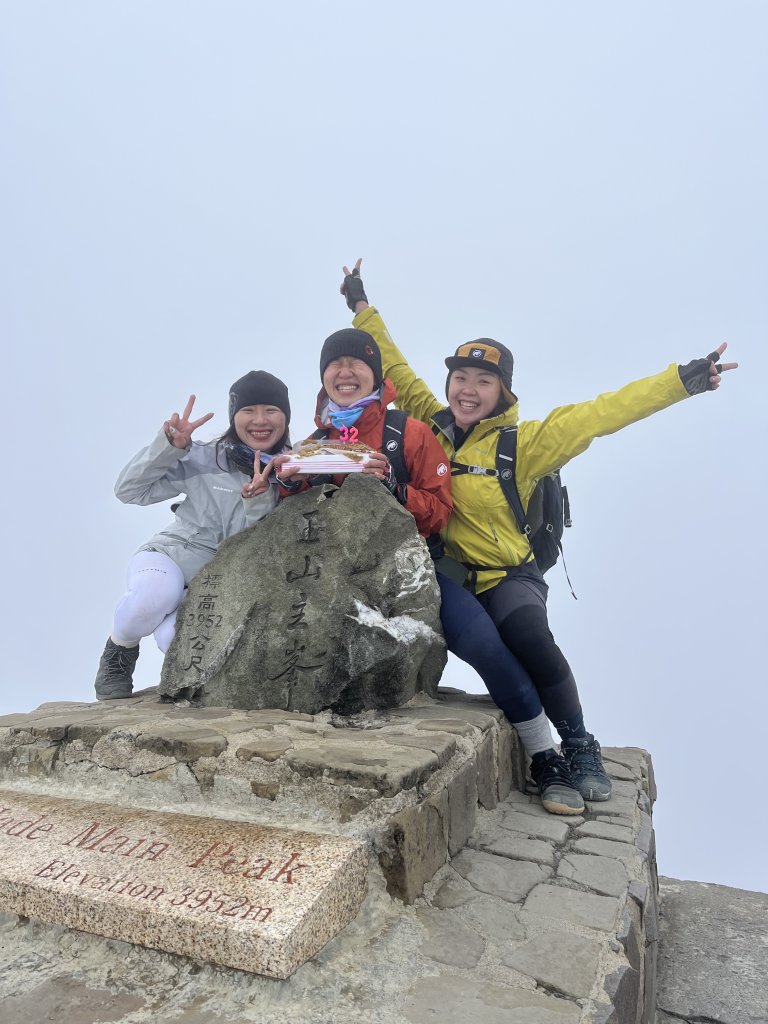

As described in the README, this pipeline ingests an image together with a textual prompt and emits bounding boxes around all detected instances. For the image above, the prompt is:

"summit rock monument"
[159,476,447,714]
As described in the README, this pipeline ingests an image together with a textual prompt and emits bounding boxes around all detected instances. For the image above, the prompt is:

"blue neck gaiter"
[326,389,381,430]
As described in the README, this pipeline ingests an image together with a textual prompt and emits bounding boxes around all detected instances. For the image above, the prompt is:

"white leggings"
[112,551,186,652]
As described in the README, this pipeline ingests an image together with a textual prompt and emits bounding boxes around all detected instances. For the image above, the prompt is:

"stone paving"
[0,692,659,1022]
[0,688,525,904]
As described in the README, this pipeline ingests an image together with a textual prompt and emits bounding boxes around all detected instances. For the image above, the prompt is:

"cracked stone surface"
[576,820,635,844]
[451,848,551,903]
[469,828,556,866]
[557,853,629,897]
[498,808,573,844]
[573,836,643,870]
[501,929,603,999]
[523,883,621,933]
[402,975,580,1023]
[415,907,485,967]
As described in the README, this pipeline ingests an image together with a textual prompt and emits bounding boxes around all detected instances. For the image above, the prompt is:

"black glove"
[678,351,723,396]
[342,267,368,312]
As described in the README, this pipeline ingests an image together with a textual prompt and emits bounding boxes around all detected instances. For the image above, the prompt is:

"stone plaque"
[0,788,367,978]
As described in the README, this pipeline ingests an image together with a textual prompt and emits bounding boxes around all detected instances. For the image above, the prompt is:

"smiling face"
[233,405,287,451]
[447,366,504,430]
[322,357,376,407]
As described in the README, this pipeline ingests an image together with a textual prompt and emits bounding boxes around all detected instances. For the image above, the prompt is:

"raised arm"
[115,395,214,505]
[340,261,444,425]
[518,345,738,484]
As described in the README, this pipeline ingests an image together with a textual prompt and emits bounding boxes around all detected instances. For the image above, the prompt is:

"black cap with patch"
[444,338,516,405]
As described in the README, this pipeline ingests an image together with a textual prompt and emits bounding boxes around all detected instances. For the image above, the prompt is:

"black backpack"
[495,427,572,576]
[446,425,574,592]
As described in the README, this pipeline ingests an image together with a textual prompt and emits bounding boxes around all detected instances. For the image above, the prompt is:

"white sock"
[513,710,555,756]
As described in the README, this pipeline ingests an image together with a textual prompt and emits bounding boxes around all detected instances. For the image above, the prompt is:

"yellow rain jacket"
[353,306,690,594]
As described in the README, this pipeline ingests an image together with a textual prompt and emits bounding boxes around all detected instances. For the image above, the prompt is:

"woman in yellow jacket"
[340,260,737,814]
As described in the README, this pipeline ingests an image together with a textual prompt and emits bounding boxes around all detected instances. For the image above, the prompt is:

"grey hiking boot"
[94,638,139,700]
[561,733,612,801]
[529,748,585,815]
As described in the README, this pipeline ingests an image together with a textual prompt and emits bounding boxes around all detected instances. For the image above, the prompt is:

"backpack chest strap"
[449,462,498,478]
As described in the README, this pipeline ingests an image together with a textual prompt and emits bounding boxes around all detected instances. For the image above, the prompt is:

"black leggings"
[478,568,583,735]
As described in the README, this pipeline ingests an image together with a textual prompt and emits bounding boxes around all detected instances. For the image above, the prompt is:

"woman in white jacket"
[94,370,291,700]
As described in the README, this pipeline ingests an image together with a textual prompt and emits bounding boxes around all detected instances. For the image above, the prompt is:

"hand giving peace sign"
[164,395,214,449]
[242,454,291,499]
[705,342,739,390]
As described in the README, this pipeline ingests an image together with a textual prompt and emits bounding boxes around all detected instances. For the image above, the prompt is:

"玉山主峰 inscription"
[269,536,328,686]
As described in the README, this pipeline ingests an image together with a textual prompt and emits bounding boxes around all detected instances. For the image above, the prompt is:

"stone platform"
[0,691,660,1021]
[0,688,525,904]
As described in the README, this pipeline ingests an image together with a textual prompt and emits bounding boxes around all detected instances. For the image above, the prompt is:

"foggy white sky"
[1,1,766,892]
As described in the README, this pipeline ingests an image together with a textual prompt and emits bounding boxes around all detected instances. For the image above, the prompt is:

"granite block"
[379,797,448,903]
[475,731,497,809]
[0,788,366,979]
[447,758,477,856]
[285,742,436,795]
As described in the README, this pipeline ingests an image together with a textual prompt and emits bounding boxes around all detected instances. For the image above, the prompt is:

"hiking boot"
[529,748,585,815]
[561,733,612,801]
[94,638,139,700]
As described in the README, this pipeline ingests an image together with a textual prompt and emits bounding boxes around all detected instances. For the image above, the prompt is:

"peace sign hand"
[705,341,739,390]
[340,257,368,312]
[679,342,739,396]
[242,454,291,499]
[164,395,214,449]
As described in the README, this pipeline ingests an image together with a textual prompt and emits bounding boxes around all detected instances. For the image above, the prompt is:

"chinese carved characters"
[159,476,446,714]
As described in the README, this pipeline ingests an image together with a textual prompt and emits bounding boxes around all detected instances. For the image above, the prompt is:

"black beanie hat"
[320,328,383,387]
[444,338,517,405]
[228,370,291,424]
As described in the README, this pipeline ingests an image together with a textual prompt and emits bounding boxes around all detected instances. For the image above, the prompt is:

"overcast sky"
[1,1,766,893]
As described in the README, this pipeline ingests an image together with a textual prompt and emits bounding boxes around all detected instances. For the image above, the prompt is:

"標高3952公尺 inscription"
[0,789,367,978]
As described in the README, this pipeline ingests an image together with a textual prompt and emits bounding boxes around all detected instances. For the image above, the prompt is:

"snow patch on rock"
[348,600,444,647]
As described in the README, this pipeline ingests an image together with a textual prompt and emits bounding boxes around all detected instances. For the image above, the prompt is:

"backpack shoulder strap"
[495,427,530,537]
[383,408,410,484]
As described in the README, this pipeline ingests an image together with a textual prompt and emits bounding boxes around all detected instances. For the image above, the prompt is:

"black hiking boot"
[94,638,139,700]
[561,733,612,801]
[529,748,585,815]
